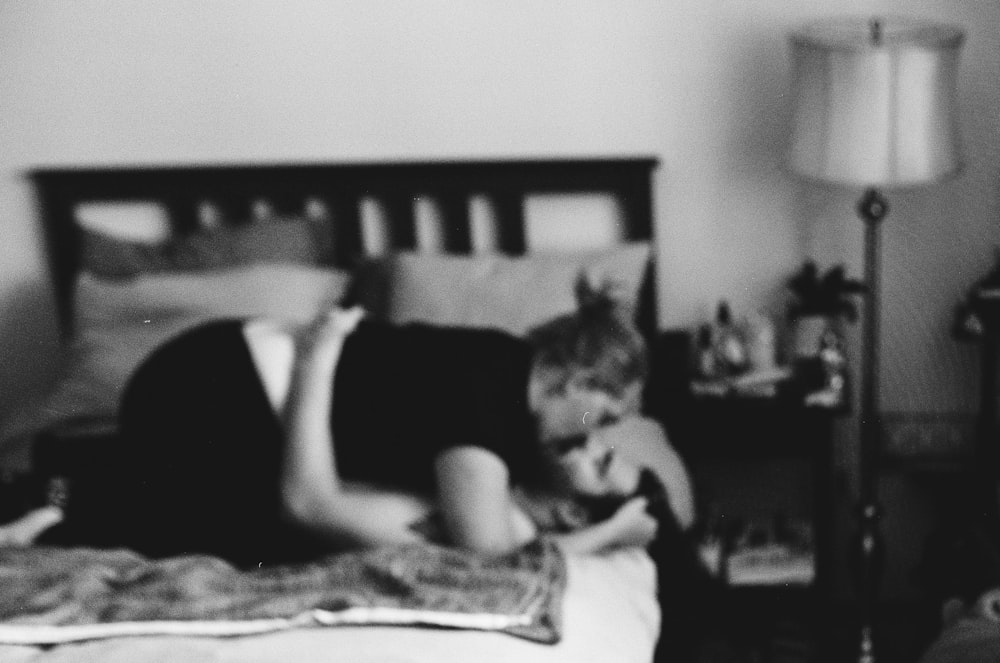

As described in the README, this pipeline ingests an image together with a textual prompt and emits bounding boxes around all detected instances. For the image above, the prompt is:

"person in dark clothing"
[16,277,680,566]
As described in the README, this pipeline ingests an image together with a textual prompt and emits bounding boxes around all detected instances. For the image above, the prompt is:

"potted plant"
[787,261,866,358]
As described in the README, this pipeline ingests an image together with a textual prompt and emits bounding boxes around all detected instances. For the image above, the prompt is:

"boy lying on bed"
[2,277,693,565]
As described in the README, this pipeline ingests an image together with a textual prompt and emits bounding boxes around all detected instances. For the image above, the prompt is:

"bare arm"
[433,446,658,556]
[596,417,696,530]
[654,439,695,530]
[278,310,427,549]
[435,446,536,555]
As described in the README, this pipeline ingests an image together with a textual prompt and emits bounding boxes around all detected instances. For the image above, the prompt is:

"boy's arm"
[434,447,659,556]
[596,417,696,529]
[435,446,535,555]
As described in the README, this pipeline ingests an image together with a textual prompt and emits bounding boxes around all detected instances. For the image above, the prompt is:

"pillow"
[81,216,333,278]
[351,242,650,336]
[75,201,171,243]
[36,264,352,427]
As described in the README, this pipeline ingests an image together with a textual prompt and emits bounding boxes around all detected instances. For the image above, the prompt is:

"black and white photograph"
[0,2,998,662]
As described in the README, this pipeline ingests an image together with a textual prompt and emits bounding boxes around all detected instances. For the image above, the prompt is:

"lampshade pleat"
[788,17,964,187]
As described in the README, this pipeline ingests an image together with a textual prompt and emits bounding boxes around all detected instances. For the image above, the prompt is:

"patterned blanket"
[0,539,565,646]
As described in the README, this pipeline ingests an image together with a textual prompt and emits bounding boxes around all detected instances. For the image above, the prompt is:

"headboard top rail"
[31,157,656,188]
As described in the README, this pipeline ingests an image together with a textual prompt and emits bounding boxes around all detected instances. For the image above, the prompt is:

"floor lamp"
[786,16,964,663]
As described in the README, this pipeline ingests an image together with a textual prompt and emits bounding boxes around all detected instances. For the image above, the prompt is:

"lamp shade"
[788,16,964,187]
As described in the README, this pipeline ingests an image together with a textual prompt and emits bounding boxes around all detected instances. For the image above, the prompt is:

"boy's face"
[551,432,641,497]
[535,378,643,497]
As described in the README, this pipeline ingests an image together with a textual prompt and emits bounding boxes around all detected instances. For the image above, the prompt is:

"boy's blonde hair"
[527,274,648,396]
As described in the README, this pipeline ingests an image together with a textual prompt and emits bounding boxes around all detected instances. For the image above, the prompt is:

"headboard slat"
[437,194,472,254]
[383,194,417,252]
[328,196,363,268]
[491,192,527,255]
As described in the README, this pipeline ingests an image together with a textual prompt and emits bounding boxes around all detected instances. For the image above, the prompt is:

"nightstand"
[645,331,842,661]
[686,396,839,660]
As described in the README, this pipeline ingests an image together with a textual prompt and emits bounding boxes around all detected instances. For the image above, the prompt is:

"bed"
[0,158,697,663]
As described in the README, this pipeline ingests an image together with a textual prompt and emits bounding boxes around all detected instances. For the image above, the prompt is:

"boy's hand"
[606,497,658,549]
[296,307,365,361]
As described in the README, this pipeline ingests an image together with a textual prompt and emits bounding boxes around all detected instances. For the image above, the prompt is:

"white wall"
[1,0,997,424]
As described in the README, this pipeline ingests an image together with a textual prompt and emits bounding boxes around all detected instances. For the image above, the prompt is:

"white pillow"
[355,242,651,336]
[39,264,352,426]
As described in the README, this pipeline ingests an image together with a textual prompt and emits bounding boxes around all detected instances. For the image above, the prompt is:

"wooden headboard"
[30,158,659,335]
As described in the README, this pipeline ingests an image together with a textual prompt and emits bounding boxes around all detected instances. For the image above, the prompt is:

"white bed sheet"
[0,546,659,663]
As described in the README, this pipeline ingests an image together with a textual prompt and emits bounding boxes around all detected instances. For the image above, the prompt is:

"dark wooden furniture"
[28,157,666,483]
[28,154,666,522]
[31,159,659,337]
[689,398,838,661]
[22,158,682,663]
[647,334,840,661]
[971,296,1000,481]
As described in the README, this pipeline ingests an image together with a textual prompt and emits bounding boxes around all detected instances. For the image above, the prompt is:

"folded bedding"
[0,539,565,646]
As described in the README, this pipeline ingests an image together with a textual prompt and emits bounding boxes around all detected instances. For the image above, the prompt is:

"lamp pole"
[787,16,965,663]
[856,187,888,663]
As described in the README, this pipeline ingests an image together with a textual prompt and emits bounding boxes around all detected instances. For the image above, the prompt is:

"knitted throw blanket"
[0,539,565,646]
